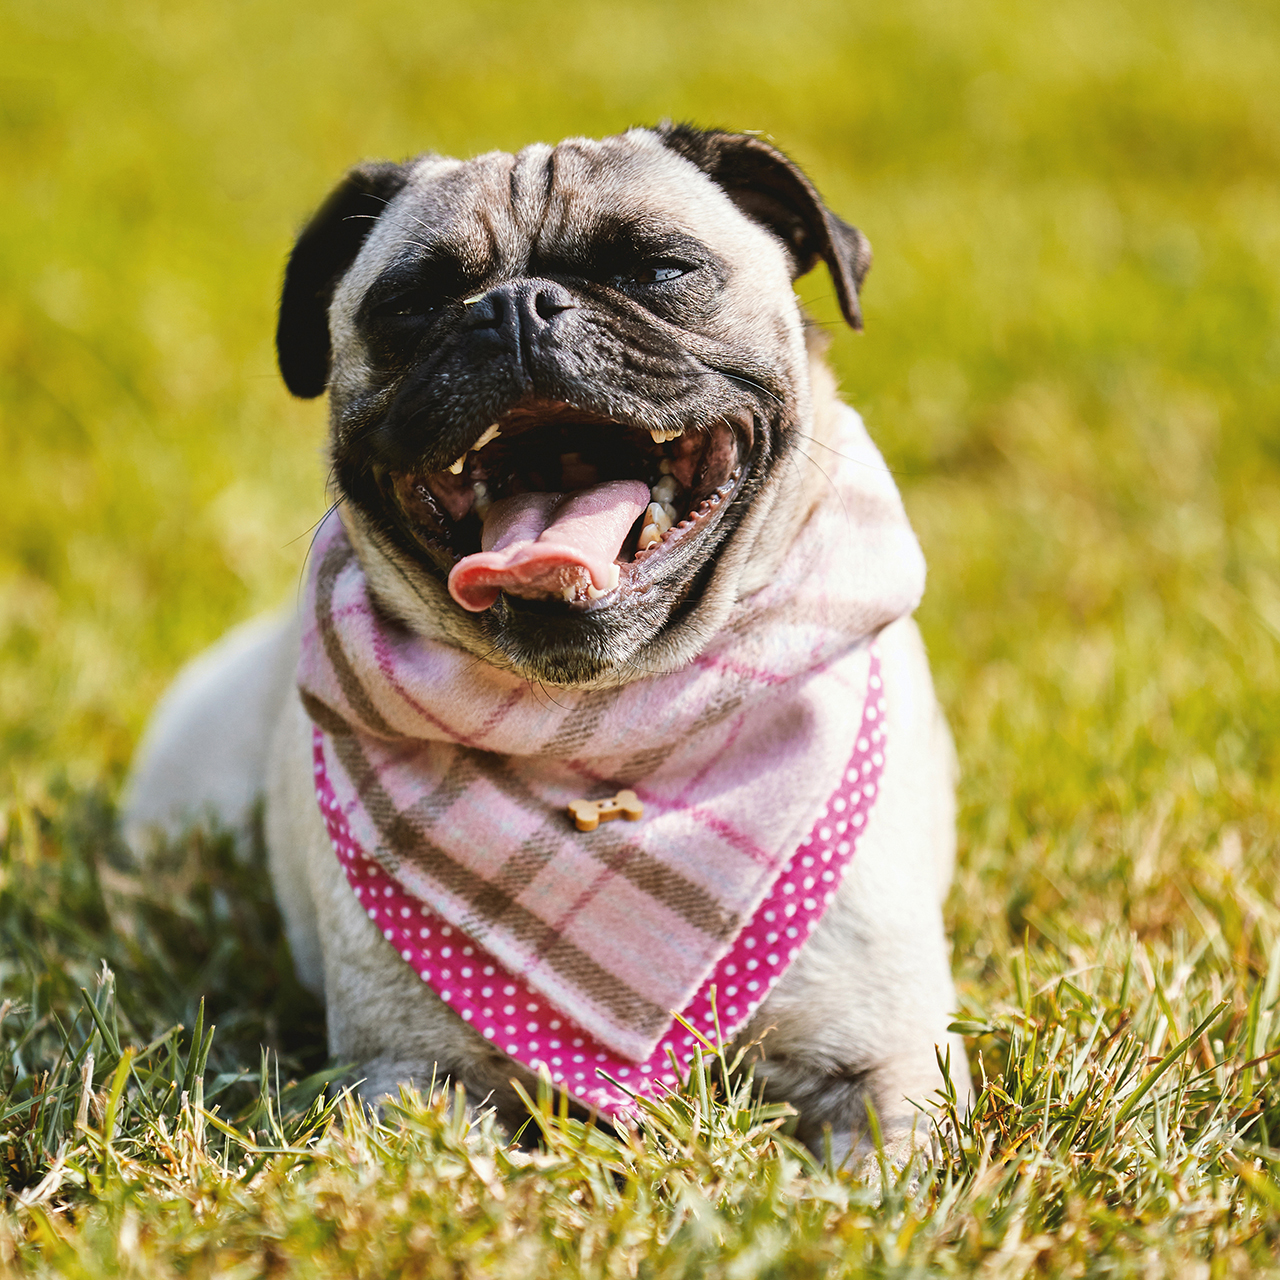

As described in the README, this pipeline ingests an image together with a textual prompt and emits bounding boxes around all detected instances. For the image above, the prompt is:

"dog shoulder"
[122,610,300,857]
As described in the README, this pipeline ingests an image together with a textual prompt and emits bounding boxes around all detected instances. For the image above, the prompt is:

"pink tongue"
[447,479,651,612]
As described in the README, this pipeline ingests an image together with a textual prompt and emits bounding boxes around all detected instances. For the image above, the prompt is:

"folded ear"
[654,124,872,331]
[276,161,412,398]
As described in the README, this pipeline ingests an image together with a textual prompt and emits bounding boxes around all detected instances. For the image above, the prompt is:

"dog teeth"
[650,475,678,505]
[648,427,682,444]
[638,516,663,550]
[635,464,740,555]
[566,564,619,603]
[638,502,673,551]
[586,564,620,601]
[647,502,674,535]
[473,423,502,451]
[472,481,491,519]
[446,424,501,476]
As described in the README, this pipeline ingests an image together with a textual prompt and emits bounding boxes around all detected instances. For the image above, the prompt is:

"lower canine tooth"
[638,523,661,551]
[645,502,673,535]
[587,565,619,600]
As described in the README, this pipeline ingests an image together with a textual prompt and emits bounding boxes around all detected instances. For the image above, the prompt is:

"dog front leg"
[267,695,539,1134]
[313,839,544,1133]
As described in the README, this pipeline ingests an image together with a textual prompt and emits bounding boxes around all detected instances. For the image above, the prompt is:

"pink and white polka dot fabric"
[314,653,887,1118]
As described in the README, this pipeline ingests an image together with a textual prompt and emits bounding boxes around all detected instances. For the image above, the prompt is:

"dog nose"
[464,280,576,354]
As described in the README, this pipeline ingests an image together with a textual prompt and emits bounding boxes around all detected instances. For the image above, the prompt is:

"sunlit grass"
[2,0,1279,1270]
[1,814,1277,1274]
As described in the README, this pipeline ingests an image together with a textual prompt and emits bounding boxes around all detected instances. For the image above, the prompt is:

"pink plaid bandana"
[315,660,886,1117]
[298,405,925,1098]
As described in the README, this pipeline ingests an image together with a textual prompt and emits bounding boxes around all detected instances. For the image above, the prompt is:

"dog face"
[277,125,870,685]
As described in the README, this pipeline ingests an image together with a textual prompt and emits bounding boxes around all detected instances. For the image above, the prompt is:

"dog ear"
[276,161,412,398]
[654,124,872,331]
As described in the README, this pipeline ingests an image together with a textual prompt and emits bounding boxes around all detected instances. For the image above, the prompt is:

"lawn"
[2,0,1279,1273]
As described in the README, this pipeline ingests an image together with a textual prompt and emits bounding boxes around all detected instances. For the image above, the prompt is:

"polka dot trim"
[315,651,887,1118]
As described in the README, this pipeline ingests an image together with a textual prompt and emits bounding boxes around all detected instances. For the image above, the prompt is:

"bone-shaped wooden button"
[568,789,643,832]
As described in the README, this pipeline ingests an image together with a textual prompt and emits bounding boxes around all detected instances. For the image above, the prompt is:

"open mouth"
[383,403,751,613]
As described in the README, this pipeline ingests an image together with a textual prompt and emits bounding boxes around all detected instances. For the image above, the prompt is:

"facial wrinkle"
[533,140,584,264]
[507,144,554,274]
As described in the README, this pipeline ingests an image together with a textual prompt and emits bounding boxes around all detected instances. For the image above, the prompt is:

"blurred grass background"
[6,0,1280,1009]
[3,0,1280,1267]
[3,0,1279,973]
[3,0,1278,830]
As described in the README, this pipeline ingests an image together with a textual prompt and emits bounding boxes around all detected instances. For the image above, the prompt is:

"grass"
[2,0,1279,1272]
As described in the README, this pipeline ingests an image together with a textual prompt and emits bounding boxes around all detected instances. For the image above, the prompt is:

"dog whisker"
[292,500,344,607]
[787,443,851,528]
[795,432,910,478]
[717,369,786,409]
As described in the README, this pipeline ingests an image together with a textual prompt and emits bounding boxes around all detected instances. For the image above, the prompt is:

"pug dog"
[125,125,968,1164]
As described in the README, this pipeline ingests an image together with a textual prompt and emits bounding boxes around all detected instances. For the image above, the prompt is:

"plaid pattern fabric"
[316,653,888,1117]
[297,404,925,1061]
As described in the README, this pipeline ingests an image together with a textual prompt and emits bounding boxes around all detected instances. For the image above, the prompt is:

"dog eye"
[632,259,690,286]
[369,288,437,319]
